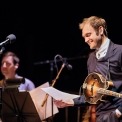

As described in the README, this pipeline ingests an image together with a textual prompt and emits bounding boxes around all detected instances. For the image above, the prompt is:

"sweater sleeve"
[73,95,89,107]
[117,103,122,113]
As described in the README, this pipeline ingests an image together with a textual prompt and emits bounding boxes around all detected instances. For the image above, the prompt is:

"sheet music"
[41,86,79,102]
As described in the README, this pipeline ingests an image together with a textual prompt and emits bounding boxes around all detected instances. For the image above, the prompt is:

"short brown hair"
[79,16,108,36]
[2,51,20,65]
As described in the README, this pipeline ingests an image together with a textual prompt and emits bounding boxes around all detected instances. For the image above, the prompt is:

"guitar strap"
[90,104,96,122]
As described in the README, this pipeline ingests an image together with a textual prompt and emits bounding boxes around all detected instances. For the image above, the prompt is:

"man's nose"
[2,63,7,67]
[85,38,89,43]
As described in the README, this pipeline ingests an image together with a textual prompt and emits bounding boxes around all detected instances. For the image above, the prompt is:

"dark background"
[0,1,122,121]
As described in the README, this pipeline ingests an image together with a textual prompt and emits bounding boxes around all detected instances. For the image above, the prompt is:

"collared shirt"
[96,38,110,59]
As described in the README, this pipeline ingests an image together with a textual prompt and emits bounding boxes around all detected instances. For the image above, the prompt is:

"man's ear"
[99,26,104,35]
[15,64,19,69]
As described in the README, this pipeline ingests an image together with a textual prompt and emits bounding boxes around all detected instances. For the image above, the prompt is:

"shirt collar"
[96,38,110,59]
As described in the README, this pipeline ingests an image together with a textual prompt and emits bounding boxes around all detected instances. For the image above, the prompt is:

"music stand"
[4,78,25,89]
[1,79,41,122]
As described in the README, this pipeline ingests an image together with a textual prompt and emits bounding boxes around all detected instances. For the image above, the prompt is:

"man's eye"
[86,33,91,37]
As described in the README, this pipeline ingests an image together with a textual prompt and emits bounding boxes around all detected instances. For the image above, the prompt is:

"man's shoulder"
[24,78,35,89]
[24,78,33,83]
[111,41,122,48]
[113,43,122,52]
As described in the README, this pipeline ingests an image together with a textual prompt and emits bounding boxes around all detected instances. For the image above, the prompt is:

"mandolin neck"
[97,88,122,98]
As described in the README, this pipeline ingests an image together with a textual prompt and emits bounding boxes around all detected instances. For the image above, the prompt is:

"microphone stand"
[0,47,5,55]
[41,63,65,120]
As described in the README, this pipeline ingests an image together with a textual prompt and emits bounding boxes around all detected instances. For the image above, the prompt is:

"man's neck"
[4,74,16,79]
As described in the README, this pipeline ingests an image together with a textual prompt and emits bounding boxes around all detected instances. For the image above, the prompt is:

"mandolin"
[82,72,122,104]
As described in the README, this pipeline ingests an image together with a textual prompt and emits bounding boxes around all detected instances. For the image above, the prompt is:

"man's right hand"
[54,99,74,108]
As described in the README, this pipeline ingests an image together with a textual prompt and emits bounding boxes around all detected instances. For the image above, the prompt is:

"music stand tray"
[1,88,41,122]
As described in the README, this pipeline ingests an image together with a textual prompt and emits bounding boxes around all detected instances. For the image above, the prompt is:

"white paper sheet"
[41,86,79,102]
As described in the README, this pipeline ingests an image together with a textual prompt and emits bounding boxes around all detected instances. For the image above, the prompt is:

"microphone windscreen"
[67,64,73,70]
[6,34,16,42]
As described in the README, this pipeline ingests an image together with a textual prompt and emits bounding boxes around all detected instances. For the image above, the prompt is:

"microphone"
[63,58,72,70]
[0,34,16,47]
[66,63,72,70]
[54,54,73,70]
